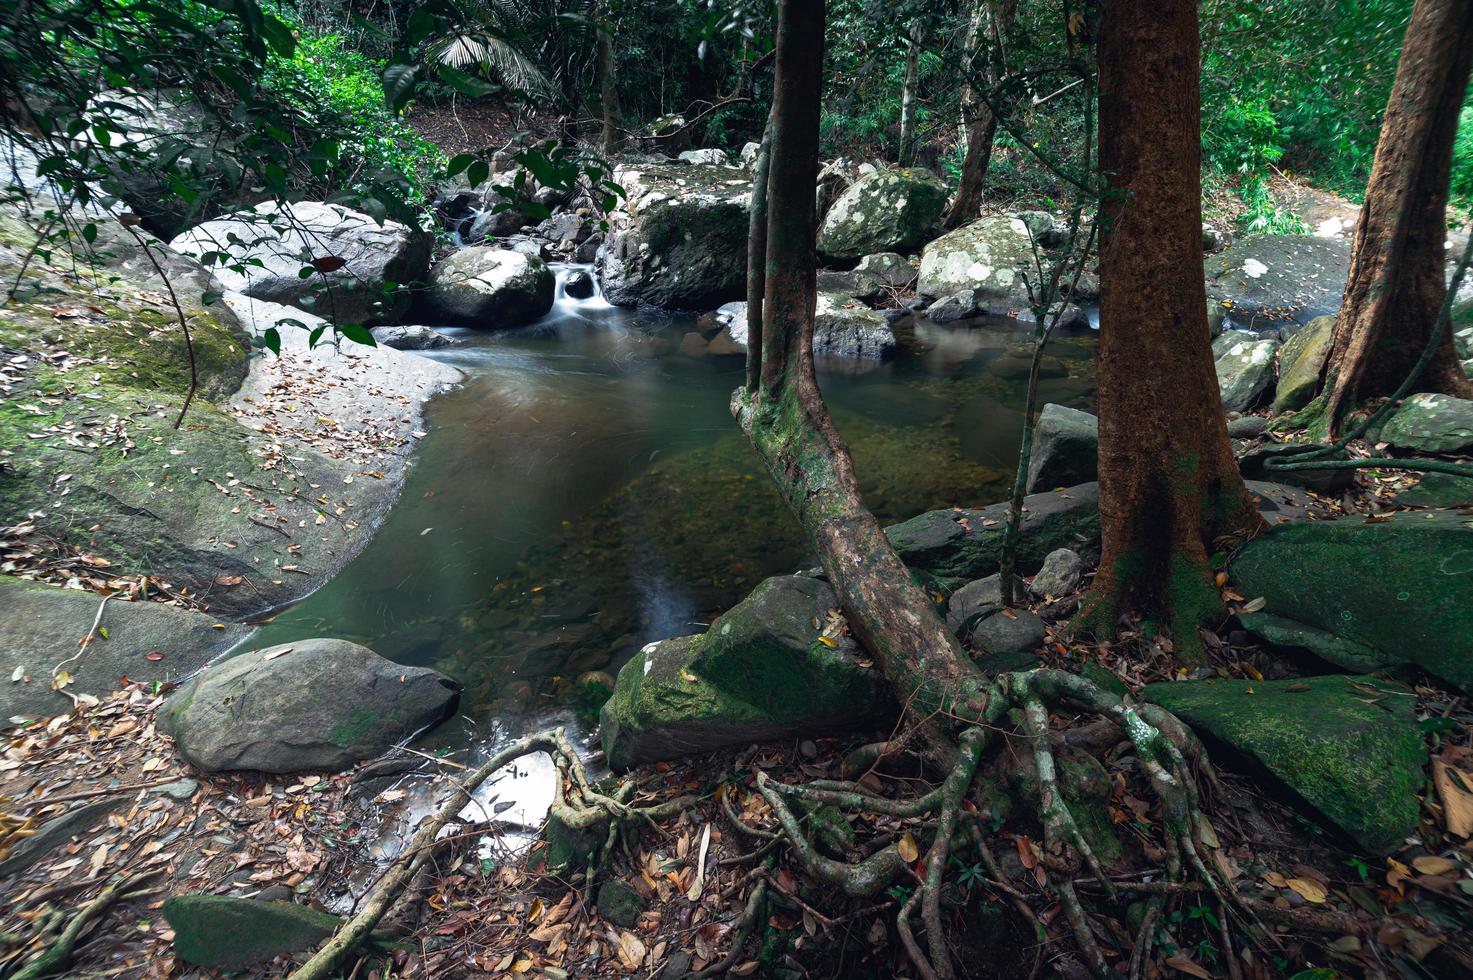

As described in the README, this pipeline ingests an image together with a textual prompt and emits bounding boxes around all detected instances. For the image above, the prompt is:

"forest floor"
[2,449,1471,979]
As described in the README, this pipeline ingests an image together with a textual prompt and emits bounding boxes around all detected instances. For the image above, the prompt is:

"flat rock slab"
[0,576,249,721]
[161,637,460,773]
[1143,675,1424,853]
[164,895,345,970]
[1370,393,1473,454]
[1204,235,1350,328]
[1231,512,1473,692]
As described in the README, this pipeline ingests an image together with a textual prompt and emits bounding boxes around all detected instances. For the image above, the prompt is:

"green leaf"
[445,153,475,178]
[262,327,281,356]
[308,324,327,347]
[340,323,376,347]
[466,160,489,188]
[260,13,297,57]
[382,63,418,114]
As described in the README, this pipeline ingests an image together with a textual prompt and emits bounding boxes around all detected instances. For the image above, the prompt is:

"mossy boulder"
[1230,512,1473,692]
[724,293,896,358]
[424,247,555,328]
[600,575,892,769]
[817,168,947,260]
[917,214,1036,304]
[1213,333,1279,413]
[1273,316,1334,413]
[161,638,460,773]
[597,163,752,310]
[164,895,346,970]
[1142,675,1425,853]
[1396,472,1473,507]
[1369,393,1473,454]
[596,879,646,926]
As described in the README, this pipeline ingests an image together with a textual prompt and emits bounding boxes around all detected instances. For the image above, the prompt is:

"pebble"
[799,739,819,759]
[153,778,199,800]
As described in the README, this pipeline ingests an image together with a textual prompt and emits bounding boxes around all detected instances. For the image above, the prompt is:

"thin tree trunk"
[736,0,989,743]
[745,114,772,391]
[898,20,922,167]
[1312,0,1473,435]
[598,5,624,158]
[943,0,1015,229]
[1075,0,1262,655]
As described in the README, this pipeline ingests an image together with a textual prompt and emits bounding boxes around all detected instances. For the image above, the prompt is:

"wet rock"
[564,269,595,299]
[1273,315,1334,413]
[926,288,981,325]
[917,214,1036,303]
[946,574,1003,633]
[1029,548,1084,598]
[600,575,892,769]
[170,201,432,325]
[1025,404,1098,493]
[1203,235,1350,328]
[678,148,730,166]
[424,247,555,328]
[1370,393,1473,453]
[370,324,455,350]
[1231,512,1473,692]
[598,163,751,310]
[596,879,646,926]
[818,168,948,260]
[971,609,1047,654]
[1213,333,1279,412]
[160,638,460,773]
[164,895,346,970]
[538,212,592,244]
[723,293,896,358]
[1142,675,1424,853]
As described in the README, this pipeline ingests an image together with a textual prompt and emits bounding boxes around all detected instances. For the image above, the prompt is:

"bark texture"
[1315,0,1473,433]
[738,0,989,737]
[897,20,922,167]
[1077,0,1261,649]
[598,7,624,157]
[943,0,1016,229]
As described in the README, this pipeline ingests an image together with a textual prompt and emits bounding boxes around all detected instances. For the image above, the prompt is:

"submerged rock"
[164,895,346,970]
[1230,512,1473,692]
[424,247,555,328]
[1213,333,1279,412]
[722,293,896,358]
[1026,404,1098,492]
[1204,235,1350,328]
[597,163,751,310]
[161,638,460,773]
[1370,392,1473,453]
[817,168,948,259]
[170,201,432,325]
[918,214,1035,304]
[1143,675,1424,853]
[600,575,892,769]
[371,324,455,350]
[1273,315,1334,412]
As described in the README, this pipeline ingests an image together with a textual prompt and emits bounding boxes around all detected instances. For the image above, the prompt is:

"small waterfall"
[550,262,612,317]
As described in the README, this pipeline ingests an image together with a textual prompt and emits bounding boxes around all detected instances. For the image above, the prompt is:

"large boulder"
[1273,315,1334,412]
[817,168,948,260]
[597,163,751,310]
[170,201,432,325]
[424,247,555,328]
[1370,392,1473,453]
[1026,404,1098,492]
[917,215,1036,305]
[1143,675,1424,854]
[160,638,460,773]
[1213,333,1279,412]
[600,575,892,769]
[370,324,455,350]
[678,148,730,166]
[1230,512,1473,692]
[721,293,897,358]
[1204,236,1350,328]
[164,895,346,970]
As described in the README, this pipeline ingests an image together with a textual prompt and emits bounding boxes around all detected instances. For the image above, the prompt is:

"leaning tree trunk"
[1311,0,1473,435]
[735,0,989,741]
[598,4,624,158]
[1074,0,1262,654]
[897,19,922,167]
[943,0,1015,229]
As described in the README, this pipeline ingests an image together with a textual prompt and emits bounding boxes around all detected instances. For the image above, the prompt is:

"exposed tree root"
[11,870,158,980]
[750,669,1227,979]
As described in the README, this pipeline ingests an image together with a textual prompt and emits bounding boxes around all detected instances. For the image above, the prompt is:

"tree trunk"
[737,0,989,739]
[1075,0,1262,654]
[943,0,1015,229]
[1313,0,1473,434]
[897,20,922,167]
[598,5,624,158]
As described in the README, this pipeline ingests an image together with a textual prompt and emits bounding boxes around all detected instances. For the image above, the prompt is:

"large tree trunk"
[897,20,922,167]
[598,5,624,158]
[943,0,1015,229]
[1075,0,1262,653]
[736,0,989,737]
[1313,0,1473,434]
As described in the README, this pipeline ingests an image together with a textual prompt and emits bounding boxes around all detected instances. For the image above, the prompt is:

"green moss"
[1143,674,1425,853]
[164,895,346,970]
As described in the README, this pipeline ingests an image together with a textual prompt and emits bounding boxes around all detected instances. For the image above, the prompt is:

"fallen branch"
[11,870,155,980]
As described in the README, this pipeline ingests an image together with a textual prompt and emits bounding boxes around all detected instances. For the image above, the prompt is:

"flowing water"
[245,267,1097,845]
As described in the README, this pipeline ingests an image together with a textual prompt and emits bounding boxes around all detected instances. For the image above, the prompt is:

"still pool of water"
[248,278,1097,754]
